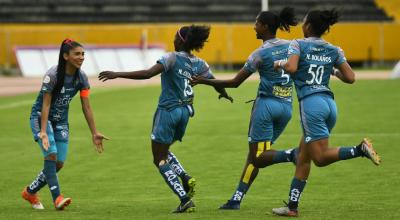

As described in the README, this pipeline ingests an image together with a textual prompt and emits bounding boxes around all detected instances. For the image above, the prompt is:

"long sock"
[43,160,60,202]
[167,152,187,178]
[273,148,298,164]
[159,163,190,203]
[339,146,363,160]
[27,171,47,194]
[287,177,306,211]
[230,181,249,203]
[27,166,62,194]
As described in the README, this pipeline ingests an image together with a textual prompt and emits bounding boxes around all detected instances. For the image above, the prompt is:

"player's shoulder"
[45,65,58,77]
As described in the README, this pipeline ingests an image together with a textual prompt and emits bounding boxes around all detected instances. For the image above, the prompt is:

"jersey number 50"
[306,64,324,85]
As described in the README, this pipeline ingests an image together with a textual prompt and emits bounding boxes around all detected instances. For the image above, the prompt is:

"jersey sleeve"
[197,60,214,79]
[40,66,57,93]
[288,40,301,56]
[335,47,347,66]
[79,70,90,90]
[243,49,262,74]
[157,52,176,72]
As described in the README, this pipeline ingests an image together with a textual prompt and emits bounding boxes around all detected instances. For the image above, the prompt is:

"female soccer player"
[271,9,381,217]
[98,25,232,213]
[190,8,298,210]
[22,39,108,210]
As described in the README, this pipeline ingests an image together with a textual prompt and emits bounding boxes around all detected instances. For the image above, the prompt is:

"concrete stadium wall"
[0,22,399,67]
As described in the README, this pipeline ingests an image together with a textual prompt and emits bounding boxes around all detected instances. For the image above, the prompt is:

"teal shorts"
[151,107,190,145]
[248,97,292,143]
[299,93,337,143]
[30,117,69,162]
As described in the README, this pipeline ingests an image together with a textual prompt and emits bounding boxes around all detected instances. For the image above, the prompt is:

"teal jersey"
[288,37,346,100]
[30,66,90,123]
[157,51,213,111]
[243,38,293,102]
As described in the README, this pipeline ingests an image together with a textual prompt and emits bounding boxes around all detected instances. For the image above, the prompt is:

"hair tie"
[64,38,74,46]
[177,28,186,42]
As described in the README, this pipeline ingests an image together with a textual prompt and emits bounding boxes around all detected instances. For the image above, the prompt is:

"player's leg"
[168,107,196,198]
[151,107,194,213]
[272,137,310,217]
[220,144,259,210]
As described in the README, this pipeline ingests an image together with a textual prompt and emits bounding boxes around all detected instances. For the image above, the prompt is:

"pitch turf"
[0,79,399,220]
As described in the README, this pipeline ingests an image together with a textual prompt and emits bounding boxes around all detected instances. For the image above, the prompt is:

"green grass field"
[0,79,399,220]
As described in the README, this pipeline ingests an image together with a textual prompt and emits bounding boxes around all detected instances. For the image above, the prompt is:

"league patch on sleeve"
[43,75,51,84]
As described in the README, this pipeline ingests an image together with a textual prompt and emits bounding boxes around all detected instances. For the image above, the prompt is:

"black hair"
[178,25,210,52]
[305,9,339,37]
[258,7,298,34]
[53,39,82,96]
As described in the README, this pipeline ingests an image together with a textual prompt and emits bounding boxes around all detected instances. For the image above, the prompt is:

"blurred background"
[0,0,400,77]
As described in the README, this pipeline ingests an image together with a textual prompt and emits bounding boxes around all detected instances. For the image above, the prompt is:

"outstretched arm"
[98,63,164,81]
[191,67,251,88]
[81,95,109,153]
[209,75,234,103]
[333,62,355,84]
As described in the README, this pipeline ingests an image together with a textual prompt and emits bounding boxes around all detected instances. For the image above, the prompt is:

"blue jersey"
[157,51,213,111]
[288,37,346,100]
[244,38,293,102]
[30,66,90,123]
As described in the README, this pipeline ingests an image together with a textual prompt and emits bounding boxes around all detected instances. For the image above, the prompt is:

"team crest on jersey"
[43,76,50,84]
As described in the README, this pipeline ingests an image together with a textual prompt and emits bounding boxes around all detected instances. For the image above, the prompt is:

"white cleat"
[32,203,45,210]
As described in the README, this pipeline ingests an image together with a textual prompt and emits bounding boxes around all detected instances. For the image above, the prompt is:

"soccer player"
[190,8,299,210]
[98,25,232,213]
[22,39,108,210]
[271,9,381,217]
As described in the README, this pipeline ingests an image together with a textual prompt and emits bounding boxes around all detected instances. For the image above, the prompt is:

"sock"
[43,160,60,202]
[287,177,306,211]
[272,148,298,164]
[27,171,47,194]
[338,146,363,160]
[159,163,189,203]
[167,152,187,178]
[230,181,249,203]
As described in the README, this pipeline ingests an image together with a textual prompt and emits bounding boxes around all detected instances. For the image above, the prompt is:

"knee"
[56,162,64,171]
[44,153,57,161]
[312,157,328,167]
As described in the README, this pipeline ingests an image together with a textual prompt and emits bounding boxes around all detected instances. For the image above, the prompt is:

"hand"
[189,75,205,86]
[92,132,110,153]
[218,94,234,103]
[273,60,281,70]
[39,132,50,151]
[98,71,118,82]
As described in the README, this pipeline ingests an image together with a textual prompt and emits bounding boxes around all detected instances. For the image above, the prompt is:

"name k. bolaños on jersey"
[288,37,346,100]
[157,51,213,111]
[30,66,90,123]
[244,38,293,102]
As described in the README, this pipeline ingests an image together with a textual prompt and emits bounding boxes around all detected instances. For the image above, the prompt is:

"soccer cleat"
[272,206,298,217]
[289,148,298,165]
[182,176,196,199]
[21,187,45,210]
[172,199,195,213]
[54,195,72,210]
[219,200,240,210]
[360,138,381,165]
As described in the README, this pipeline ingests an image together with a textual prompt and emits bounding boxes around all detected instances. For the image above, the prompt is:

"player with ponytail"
[272,9,381,217]
[191,7,299,210]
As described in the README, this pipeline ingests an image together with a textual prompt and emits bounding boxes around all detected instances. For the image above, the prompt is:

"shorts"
[299,93,337,143]
[151,106,190,145]
[248,97,292,144]
[30,117,69,162]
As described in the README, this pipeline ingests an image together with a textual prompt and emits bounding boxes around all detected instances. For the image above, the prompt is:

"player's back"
[245,38,293,102]
[289,37,345,100]
[157,51,211,110]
